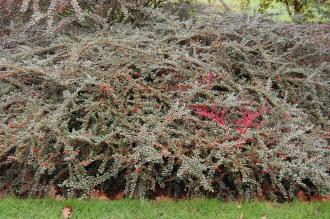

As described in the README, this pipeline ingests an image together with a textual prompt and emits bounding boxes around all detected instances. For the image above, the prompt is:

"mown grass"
[197,0,291,21]
[0,198,329,219]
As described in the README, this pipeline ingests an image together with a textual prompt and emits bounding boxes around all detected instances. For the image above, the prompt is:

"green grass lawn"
[197,0,291,21]
[199,0,329,23]
[0,198,329,219]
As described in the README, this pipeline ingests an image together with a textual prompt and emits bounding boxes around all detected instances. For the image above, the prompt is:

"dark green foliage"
[257,0,330,22]
[0,8,329,200]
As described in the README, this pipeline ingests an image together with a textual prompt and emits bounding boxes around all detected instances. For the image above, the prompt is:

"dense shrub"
[0,8,329,200]
[0,0,167,34]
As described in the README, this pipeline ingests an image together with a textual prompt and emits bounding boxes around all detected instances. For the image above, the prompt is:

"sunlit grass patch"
[196,0,291,21]
[0,198,329,219]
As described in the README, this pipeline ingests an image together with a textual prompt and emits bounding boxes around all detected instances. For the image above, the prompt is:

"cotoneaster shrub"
[0,8,329,200]
[0,0,167,34]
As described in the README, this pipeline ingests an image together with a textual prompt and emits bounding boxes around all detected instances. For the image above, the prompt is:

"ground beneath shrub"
[0,198,329,219]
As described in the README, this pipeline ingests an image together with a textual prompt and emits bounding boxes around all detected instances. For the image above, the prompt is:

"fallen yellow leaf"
[62,205,73,219]
[238,213,244,219]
